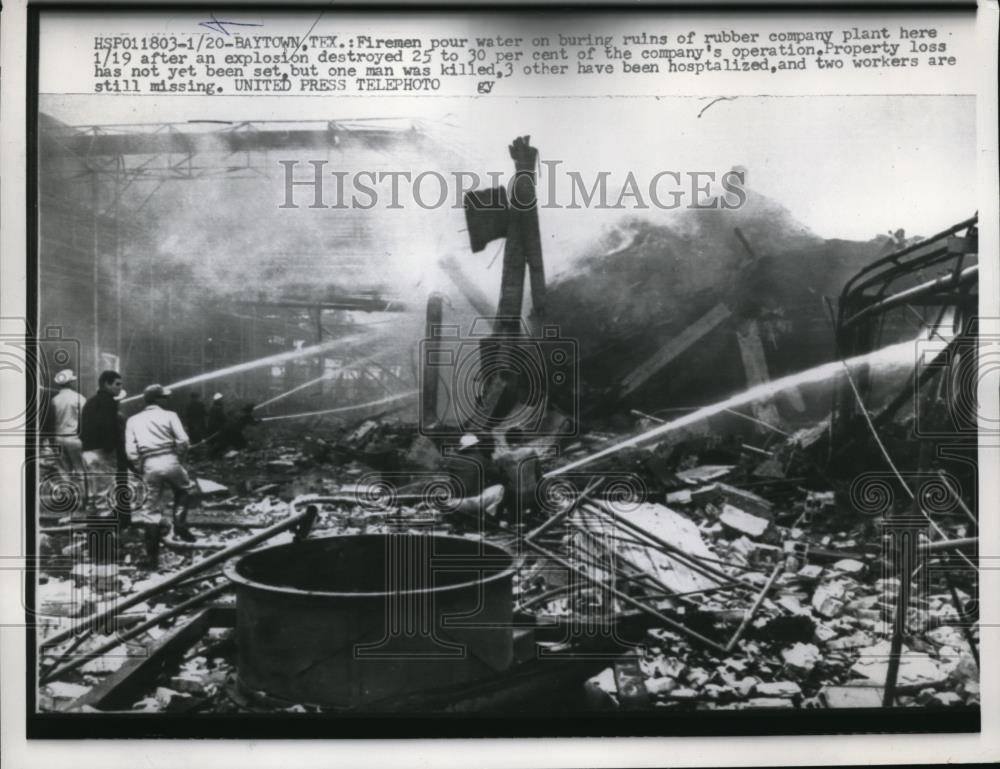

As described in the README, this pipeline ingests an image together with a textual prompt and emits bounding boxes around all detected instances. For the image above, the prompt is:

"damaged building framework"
[34,117,980,719]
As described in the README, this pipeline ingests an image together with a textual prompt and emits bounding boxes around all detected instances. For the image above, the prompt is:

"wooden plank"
[735,320,791,427]
[620,303,731,398]
[66,605,235,712]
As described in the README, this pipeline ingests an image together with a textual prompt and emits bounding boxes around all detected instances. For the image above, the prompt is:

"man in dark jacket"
[185,392,207,444]
[220,404,259,451]
[81,370,130,521]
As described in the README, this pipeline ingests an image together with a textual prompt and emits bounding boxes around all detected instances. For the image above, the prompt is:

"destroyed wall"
[545,189,900,425]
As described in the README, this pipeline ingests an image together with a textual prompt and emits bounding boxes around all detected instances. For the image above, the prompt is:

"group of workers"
[45,368,257,567]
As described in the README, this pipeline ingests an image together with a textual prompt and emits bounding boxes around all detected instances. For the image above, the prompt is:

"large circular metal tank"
[224,533,516,708]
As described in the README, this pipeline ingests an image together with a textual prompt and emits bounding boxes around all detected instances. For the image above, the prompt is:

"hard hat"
[213,392,224,401]
[53,369,77,386]
[143,383,172,400]
[459,433,480,449]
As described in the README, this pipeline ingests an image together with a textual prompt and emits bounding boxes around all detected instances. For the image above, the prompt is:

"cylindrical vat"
[224,533,516,708]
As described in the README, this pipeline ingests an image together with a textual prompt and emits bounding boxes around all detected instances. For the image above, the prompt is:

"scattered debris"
[718,504,770,538]
[35,415,978,715]
[676,465,734,485]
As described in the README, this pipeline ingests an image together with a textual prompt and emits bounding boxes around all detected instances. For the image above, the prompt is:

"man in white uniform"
[50,368,87,509]
[125,384,196,566]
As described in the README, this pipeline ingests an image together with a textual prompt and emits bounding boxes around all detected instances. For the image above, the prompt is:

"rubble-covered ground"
[37,421,979,714]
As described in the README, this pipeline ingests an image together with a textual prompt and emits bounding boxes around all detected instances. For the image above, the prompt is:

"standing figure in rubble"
[206,392,226,454]
[184,392,208,445]
[125,384,197,567]
[80,370,130,522]
[50,368,87,508]
[219,403,259,452]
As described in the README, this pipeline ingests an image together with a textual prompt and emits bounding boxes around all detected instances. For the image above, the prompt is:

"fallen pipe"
[919,537,978,553]
[724,561,783,652]
[841,264,978,329]
[523,476,604,544]
[520,535,729,654]
[582,499,759,590]
[40,505,315,650]
[41,581,232,684]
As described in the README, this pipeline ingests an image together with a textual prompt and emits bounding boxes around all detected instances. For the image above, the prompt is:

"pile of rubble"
[36,422,978,714]
[572,472,978,710]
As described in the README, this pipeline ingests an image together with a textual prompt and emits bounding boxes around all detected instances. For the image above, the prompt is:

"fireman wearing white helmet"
[125,384,196,566]
[50,368,87,506]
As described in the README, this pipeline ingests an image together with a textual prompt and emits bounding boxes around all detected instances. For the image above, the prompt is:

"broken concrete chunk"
[777,594,810,616]
[643,656,686,680]
[826,631,875,651]
[916,689,962,707]
[195,477,228,495]
[38,579,91,618]
[946,653,979,688]
[645,677,677,696]
[821,685,883,708]
[833,558,866,575]
[926,626,965,649]
[958,681,980,700]
[816,597,846,619]
[718,504,769,538]
[42,681,90,710]
[690,482,773,518]
[665,489,692,505]
[587,668,618,698]
[80,644,130,674]
[813,623,839,643]
[812,581,849,618]
[171,673,207,695]
[685,667,711,688]
[728,536,757,560]
[847,594,879,611]
[781,643,821,675]
[746,696,794,708]
[851,640,948,688]
[797,564,824,582]
[676,465,734,485]
[754,681,801,698]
